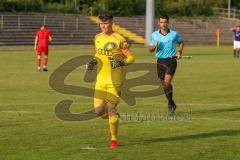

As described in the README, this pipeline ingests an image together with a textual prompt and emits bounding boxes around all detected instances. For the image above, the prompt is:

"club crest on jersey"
[104,42,117,51]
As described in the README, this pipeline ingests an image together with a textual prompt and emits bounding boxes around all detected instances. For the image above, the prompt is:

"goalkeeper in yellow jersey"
[86,11,134,149]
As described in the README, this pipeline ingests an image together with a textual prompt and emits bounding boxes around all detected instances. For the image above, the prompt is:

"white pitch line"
[0,102,239,107]
[0,110,47,114]
[0,102,93,106]
[176,103,240,107]
[81,147,96,150]
[141,102,240,107]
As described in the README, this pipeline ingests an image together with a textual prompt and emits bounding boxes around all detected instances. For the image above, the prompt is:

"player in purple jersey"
[230,25,240,58]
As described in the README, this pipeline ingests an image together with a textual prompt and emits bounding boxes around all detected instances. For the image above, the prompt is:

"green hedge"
[0,0,237,16]
[1,1,41,12]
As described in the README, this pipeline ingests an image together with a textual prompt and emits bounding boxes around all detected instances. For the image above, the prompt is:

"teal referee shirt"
[149,29,182,59]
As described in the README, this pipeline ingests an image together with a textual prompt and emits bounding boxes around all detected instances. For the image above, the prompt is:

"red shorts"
[37,46,48,55]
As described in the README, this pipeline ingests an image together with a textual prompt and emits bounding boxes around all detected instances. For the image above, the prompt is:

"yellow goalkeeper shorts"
[94,84,121,107]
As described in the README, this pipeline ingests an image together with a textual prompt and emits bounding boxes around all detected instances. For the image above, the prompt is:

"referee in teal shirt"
[148,15,184,116]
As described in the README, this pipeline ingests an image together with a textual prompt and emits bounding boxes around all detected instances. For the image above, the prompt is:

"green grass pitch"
[0,45,240,160]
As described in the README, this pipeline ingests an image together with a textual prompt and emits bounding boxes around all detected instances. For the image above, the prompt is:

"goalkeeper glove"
[109,59,125,69]
[86,59,97,70]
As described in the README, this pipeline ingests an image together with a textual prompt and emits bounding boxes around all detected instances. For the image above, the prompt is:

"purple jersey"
[234,31,240,41]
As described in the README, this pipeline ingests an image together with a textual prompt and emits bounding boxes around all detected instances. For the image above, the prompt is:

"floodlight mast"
[145,0,155,45]
[228,0,231,19]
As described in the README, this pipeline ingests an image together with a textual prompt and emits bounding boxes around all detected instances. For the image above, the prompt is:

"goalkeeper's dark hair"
[98,11,113,21]
[159,14,169,21]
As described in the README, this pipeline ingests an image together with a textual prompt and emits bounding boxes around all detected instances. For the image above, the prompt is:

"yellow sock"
[109,115,119,140]
[101,113,109,119]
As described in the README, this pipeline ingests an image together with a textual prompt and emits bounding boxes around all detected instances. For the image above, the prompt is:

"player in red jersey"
[34,25,52,71]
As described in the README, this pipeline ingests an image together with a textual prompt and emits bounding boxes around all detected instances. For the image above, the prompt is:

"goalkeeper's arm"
[121,41,135,65]
[123,53,135,65]
[110,52,134,69]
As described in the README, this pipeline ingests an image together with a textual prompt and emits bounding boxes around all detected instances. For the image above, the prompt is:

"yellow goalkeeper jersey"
[94,32,133,85]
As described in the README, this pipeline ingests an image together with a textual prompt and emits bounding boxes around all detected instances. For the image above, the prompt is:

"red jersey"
[36,29,52,47]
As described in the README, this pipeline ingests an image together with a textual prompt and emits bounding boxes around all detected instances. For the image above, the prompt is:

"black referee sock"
[237,50,240,58]
[164,83,174,105]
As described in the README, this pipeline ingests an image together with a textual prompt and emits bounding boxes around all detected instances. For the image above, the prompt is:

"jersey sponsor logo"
[97,48,114,56]
[97,42,117,56]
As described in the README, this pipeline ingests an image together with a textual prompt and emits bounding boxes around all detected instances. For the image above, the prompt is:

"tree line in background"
[0,0,239,16]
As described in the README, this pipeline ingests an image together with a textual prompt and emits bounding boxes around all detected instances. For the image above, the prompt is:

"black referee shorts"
[157,58,177,80]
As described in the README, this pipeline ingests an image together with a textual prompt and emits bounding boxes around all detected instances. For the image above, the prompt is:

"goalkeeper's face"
[99,20,113,34]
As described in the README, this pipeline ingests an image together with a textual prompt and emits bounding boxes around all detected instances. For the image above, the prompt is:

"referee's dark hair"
[159,15,169,21]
